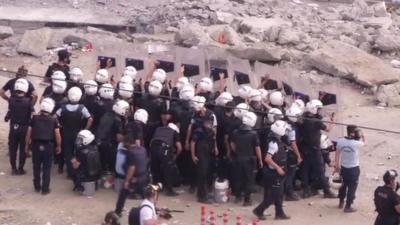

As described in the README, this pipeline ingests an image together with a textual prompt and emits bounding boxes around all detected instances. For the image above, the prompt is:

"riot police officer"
[230,111,263,206]
[150,122,182,196]
[300,99,336,198]
[68,67,85,93]
[82,80,99,121]
[25,98,62,194]
[126,109,149,147]
[96,100,129,173]
[70,130,101,193]
[7,78,33,175]
[92,83,114,132]
[42,73,68,114]
[56,87,93,176]
[253,120,290,221]
[0,65,37,104]
[374,170,400,225]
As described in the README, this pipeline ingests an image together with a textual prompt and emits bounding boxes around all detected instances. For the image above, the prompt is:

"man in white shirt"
[139,184,165,225]
[335,125,366,213]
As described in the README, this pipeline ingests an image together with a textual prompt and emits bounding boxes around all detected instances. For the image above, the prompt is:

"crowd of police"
[2,50,400,225]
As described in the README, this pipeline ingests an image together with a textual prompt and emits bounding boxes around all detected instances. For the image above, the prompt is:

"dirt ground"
[0,70,398,225]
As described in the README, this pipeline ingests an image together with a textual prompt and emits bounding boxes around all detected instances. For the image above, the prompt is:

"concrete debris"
[63,35,90,48]
[390,59,400,68]
[277,28,301,45]
[341,0,374,21]
[17,28,52,57]
[174,23,210,47]
[227,43,286,62]
[207,25,244,46]
[362,17,393,30]
[374,32,400,52]
[307,40,399,87]
[0,26,14,40]
[371,2,390,17]
[376,83,400,107]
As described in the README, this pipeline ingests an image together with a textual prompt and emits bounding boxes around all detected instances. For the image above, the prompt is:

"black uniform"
[231,124,260,203]
[115,146,149,215]
[96,111,125,172]
[2,78,35,98]
[254,134,287,217]
[92,98,114,132]
[42,90,68,114]
[125,119,145,146]
[7,95,32,172]
[58,104,90,176]
[136,94,167,149]
[192,125,215,202]
[74,144,101,190]
[44,63,70,81]
[170,99,194,185]
[299,113,330,195]
[374,186,400,225]
[150,126,180,192]
[30,114,59,192]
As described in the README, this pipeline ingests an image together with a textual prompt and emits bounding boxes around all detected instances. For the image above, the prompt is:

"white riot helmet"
[179,85,195,100]
[234,103,250,118]
[51,71,66,81]
[329,173,343,190]
[40,97,55,113]
[176,77,189,91]
[118,82,134,99]
[269,91,284,106]
[152,69,167,83]
[120,75,133,85]
[14,78,29,93]
[99,83,115,100]
[238,85,252,99]
[259,89,269,102]
[320,134,333,149]
[84,80,98,96]
[191,95,206,111]
[306,99,323,115]
[271,120,288,137]
[124,66,137,80]
[242,111,257,128]
[70,67,83,82]
[68,87,83,103]
[148,80,163,96]
[168,123,180,134]
[268,108,283,123]
[198,77,213,92]
[292,99,305,113]
[134,109,149,124]
[95,69,109,84]
[215,92,233,106]
[249,89,262,102]
[76,130,95,146]
[52,80,67,94]
[285,106,303,123]
[113,100,130,116]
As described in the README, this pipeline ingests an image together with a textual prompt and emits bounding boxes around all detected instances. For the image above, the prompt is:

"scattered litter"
[2,68,6,71]
[308,3,319,8]
[377,163,385,166]
[292,0,303,4]
[0,172,5,176]
[45,222,51,225]
[308,202,313,206]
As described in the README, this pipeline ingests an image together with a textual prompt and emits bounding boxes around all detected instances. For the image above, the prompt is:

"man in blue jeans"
[335,125,366,213]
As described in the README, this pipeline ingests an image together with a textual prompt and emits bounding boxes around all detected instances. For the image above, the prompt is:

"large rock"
[374,32,400,52]
[207,25,244,46]
[17,28,52,57]
[0,26,13,39]
[227,43,286,62]
[214,11,235,24]
[363,17,392,30]
[174,23,209,47]
[277,28,300,45]
[63,35,90,48]
[341,0,373,20]
[371,2,390,17]
[306,40,399,87]
[235,17,291,36]
[376,83,400,107]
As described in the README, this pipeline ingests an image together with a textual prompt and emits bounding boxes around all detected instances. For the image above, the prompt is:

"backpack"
[83,146,101,177]
[128,205,152,225]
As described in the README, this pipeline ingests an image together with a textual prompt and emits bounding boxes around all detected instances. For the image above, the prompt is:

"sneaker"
[324,191,337,199]
[41,189,51,195]
[338,200,344,209]
[275,214,291,220]
[11,169,18,176]
[253,209,266,221]
[285,193,300,201]
[344,206,357,213]
[243,200,253,207]
[18,169,26,175]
